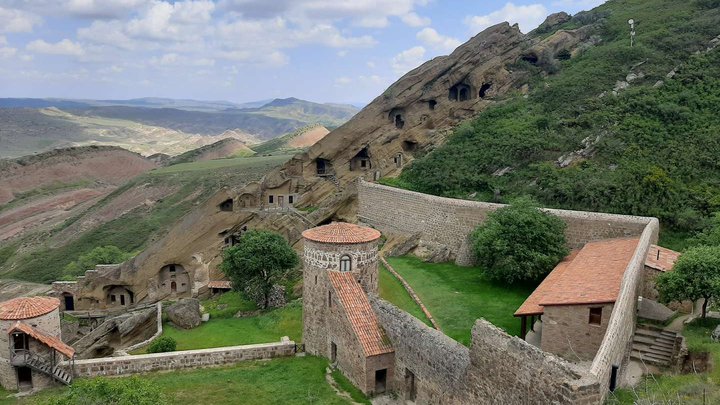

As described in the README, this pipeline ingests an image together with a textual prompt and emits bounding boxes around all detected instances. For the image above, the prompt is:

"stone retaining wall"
[358,180,651,265]
[64,338,295,378]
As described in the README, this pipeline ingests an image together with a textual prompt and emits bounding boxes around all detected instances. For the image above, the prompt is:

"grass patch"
[5,357,355,405]
[331,369,371,405]
[609,318,720,404]
[201,291,257,319]
[138,302,302,352]
[378,264,431,326]
[386,256,534,345]
[152,155,291,174]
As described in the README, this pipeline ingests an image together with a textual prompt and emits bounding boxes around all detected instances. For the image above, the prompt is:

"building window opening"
[269,195,274,204]
[120,295,126,306]
[13,333,29,352]
[171,281,177,293]
[449,83,472,102]
[63,293,75,311]
[328,291,332,308]
[111,295,116,303]
[289,195,294,204]
[351,147,371,171]
[589,307,602,325]
[331,342,337,363]
[340,255,352,272]
[315,275,318,285]
[394,153,403,168]
[405,369,417,401]
[169,264,176,272]
[17,366,32,385]
[316,158,330,176]
[375,369,388,394]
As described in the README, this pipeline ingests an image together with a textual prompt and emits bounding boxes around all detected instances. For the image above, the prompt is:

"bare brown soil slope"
[287,126,329,149]
[0,145,156,205]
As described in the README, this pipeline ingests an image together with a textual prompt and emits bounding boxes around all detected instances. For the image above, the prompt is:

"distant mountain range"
[0,97,359,158]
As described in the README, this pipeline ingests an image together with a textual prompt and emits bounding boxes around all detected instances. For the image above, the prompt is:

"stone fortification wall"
[64,338,295,378]
[358,181,652,265]
[464,320,601,404]
[590,219,658,395]
[371,297,470,403]
[371,298,602,404]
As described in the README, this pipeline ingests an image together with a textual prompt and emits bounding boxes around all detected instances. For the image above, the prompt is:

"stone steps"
[630,326,679,367]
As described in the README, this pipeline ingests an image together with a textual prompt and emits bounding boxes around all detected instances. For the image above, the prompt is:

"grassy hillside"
[398,0,720,244]
[1,155,291,282]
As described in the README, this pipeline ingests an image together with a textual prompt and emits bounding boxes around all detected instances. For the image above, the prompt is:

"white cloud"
[0,47,17,58]
[465,2,548,34]
[65,0,151,19]
[150,52,215,67]
[401,12,430,27]
[416,28,461,53]
[366,61,376,69]
[27,39,84,56]
[334,76,352,86]
[126,1,215,41]
[391,46,426,75]
[0,6,41,33]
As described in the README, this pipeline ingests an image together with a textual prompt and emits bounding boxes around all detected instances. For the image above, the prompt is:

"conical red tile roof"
[302,222,381,244]
[0,296,60,320]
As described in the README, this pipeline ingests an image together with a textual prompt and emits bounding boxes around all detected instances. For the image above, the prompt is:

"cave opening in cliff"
[316,158,330,176]
[479,82,492,98]
[351,147,372,171]
[394,114,405,129]
[219,198,234,212]
[428,99,437,110]
[402,140,418,152]
[521,53,539,65]
[449,83,472,102]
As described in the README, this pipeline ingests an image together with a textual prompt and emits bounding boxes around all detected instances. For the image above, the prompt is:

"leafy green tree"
[147,336,177,354]
[471,198,569,283]
[657,245,720,318]
[41,376,166,405]
[221,230,299,308]
[689,212,720,247]
[63,245,132,276]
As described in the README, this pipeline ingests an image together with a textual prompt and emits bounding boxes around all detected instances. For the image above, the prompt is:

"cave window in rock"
[521,53,539,65]
[269,195,274,204]
[394,114,405,129]
[171,281,177,293]
[449,83,472,102]
[288,195,294,204]
[62,292,75,311]
[219,198,234,212]
[401,140,418,152]
[169,264,176,273]
[339,255,352,272]
[239,193,258,209]
[394,153,403,168]
[350,147,372,171]
[479,82,492,98]
[428,100,437,110]
[316,158,331,176]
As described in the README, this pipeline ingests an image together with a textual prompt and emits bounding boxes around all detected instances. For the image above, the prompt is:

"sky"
[0,0,605,105]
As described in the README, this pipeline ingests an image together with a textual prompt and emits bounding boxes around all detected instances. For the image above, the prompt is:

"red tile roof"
[8,321,75,358]
[515,238,640,316]
[645,245,680,272]
[0,297,60,320]
[302,222,381,245]
[328,271,393,356]
[208,280,232,289]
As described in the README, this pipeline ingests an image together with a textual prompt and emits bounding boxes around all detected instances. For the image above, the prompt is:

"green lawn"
[1,357,360,405]
[385,256,534,346]
[378,264,432,326]
[609,318,720,404]
[201,291,257,318]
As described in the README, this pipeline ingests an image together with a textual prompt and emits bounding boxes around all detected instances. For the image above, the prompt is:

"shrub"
[147,336,177,353]
[657,245,720,318]
[471,198,569,283]
[41,376,166,405]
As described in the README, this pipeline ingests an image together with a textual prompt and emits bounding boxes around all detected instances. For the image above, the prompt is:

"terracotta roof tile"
[302,222,381,245]
[328,272,393,356]
[0,297,60,320]
[207,280,232,289]
[8,321,75,358]
[515,238,640,316]
[645,245,680,272]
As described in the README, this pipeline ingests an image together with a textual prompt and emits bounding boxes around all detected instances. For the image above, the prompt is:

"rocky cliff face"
[62,19,599,307]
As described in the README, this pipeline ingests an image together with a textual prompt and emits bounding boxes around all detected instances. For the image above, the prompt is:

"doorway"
[17,367,32,386]
[278,195,285,208]
[375,369,387,393]
[330,342,337,363]
[120,294,126,306]
[405,368,416,401]
[63,294,75,311]
[171,281,177,293]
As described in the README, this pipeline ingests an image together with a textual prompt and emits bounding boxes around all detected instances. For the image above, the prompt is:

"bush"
[147,336,177,353]
[471,198,569,283]
[41,376,166,405]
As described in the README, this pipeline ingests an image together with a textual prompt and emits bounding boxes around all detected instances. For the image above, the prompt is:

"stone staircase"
[630,326,680,367]
[18,352,72,385]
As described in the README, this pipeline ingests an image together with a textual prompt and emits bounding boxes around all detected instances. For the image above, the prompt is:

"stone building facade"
[0,297,74,391]
[302,222,394,395]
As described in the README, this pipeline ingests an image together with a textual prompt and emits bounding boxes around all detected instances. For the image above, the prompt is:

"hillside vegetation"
[398,0,720,243]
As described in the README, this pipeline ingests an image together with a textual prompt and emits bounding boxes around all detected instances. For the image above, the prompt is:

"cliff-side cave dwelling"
[479,82,492,98]
[219,198,234,212]
[449,83,472,101]
[350,147,372,171]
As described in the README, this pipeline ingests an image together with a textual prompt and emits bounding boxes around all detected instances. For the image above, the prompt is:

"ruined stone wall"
[590,220,658,395]
[358,181,652,265]
[371,298,602,404]
[541,303,614,361]
[64,338,295,378]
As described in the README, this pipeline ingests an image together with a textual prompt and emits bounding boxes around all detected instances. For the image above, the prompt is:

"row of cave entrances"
[388,82,492,130]
[315,141,418,176]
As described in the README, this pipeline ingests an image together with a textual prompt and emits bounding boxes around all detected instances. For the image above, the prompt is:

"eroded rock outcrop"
[166,298,202,329]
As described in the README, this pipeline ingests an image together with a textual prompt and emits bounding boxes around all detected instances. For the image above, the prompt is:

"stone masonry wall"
[358,180,652,265]
[63,339,295,378]
[541,303,614,362]
[590,220,658,396]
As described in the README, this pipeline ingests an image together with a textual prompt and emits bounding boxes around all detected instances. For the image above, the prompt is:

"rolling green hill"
[396,0,720,247]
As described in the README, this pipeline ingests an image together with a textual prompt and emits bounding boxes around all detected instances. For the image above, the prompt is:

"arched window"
[339,255,352,272]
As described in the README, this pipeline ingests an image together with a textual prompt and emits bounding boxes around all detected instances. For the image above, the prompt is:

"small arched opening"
[339,255,352,272]
[219,198,234,212]
[350,147,372,171]
[238,193,258,209]
[479,82,492,98]
[401,140,418,152]
[393,153,403,168]
[428,100,437,110]
[449,83,472,102]
[171,281,177,293]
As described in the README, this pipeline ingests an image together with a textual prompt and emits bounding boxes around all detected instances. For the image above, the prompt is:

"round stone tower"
[0,296,68,391]
[301,222,381,356]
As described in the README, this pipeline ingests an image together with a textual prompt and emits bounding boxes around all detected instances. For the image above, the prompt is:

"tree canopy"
[471,198,569,284]
[63,245,132,278]
[657,245,720,318]
[220,230,299,308]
